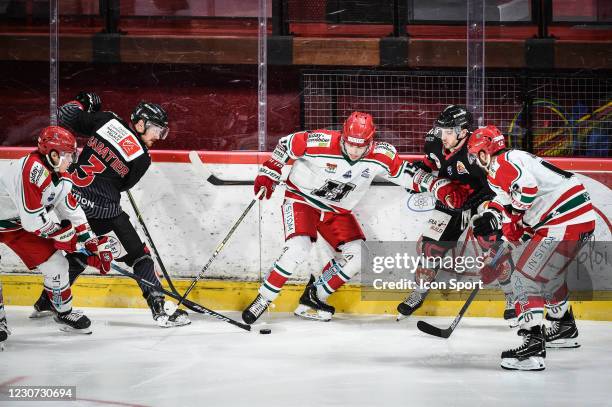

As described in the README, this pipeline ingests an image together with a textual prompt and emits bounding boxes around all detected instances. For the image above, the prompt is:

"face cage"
[145,121,169,140]
[340,137,371,160]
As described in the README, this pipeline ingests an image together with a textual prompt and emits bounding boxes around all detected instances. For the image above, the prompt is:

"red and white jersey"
[0,152,88,235]
[277,130,424,213]
[487,150,595,229]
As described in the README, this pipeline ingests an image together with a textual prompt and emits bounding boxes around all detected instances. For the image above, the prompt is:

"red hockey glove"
[254,159,282,200]
[480,245,512,285]
[502,211,526,244]
[430,179,472,209]
[48,223,78,253]
[84,236,113,275]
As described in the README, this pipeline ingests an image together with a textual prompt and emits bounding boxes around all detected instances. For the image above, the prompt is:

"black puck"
[259,328,272,334]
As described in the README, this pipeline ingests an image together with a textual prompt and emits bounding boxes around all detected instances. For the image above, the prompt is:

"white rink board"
[1,160,610,282]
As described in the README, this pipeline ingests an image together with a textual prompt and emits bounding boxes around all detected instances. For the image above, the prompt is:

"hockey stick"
[175,187,265,308]
[188,150,399,186]
[416,240,510,339]
[74,255,251,331]
[126,190,179,296]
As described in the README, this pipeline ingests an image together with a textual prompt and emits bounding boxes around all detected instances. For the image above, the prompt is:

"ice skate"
[54,309,92,334]
[242,294,272,325]
[0,317,10,351]
[294,275,335,322]
[396,290,428,321]
[504,293,518,328]
[500,325,546,371]
[545,307,580,349]
[147,292,191,328]
[29,292,53,319]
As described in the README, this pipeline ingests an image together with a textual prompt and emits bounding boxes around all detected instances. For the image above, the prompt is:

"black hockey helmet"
[131,101,169,139]
[435,105,473,131]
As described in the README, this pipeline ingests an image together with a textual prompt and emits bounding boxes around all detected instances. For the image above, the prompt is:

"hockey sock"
[315,240,361,301]
[132,255,161,298]
[259,236,312,301]
[39,252,73,314]
[516,296,545,329]
[545,298,570,319]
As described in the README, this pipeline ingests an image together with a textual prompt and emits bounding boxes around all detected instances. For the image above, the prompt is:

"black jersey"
[422,129,494,209]
[59,102,151,219]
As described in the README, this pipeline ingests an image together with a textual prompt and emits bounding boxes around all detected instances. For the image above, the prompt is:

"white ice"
[1,306,611,407]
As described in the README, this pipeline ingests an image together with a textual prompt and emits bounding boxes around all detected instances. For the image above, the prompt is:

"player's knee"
[38,251,69,276]
[338,239,362,263]
[282,235,312,264]
[119,243,148,267]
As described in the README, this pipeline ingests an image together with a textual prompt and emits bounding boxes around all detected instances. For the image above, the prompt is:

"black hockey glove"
[413,160,433,173]
[472,211,501,237]
[75,91,102,113]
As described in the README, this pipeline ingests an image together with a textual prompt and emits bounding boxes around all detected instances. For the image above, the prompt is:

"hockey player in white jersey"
[468,125,595,371]
[241,111,471,324]
[0,126,113,343]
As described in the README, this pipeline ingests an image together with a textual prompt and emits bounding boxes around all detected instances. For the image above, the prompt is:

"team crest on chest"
[325,163,337,174]
[456,161,469,175]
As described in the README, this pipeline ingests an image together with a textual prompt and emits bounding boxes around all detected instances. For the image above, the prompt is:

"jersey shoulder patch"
[306,132,332,148]
[373,142,397,159]
[28,160,50,188]
[96,118,145,162]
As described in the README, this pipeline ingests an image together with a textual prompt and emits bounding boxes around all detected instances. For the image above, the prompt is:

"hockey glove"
[430,179,471,209]
[472,210,502,237]
[48,224,78,253]
[502,211,527,244]
[75,91,102,113]
[254,158,282,200]
[479,244,512,285]
[84,236,113,275]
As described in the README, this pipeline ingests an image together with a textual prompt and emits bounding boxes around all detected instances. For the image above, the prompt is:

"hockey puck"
[259,328,272,334]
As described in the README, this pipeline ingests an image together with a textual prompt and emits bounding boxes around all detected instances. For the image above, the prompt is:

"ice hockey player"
[396,105,516,324]
[0,126,112,340]
[468,125,595,371]
[30,92,190,328]
[241,111,472,324]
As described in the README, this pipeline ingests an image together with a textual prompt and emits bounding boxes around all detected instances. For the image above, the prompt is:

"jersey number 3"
[312,180,356,202]
[72,155,107,188]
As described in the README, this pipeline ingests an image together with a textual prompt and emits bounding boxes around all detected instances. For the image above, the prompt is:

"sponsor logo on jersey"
[342,170,352,179]
[429,153,441,169]
[325,163,337,173]
[96,119,144,162]
[282,202,296,236]
[456,161,469,175]
[29,161,47,187]
[447,165,453,176]
[406,193,435,212]
[374,142,396,159]
[47,192,56,202]
[361,168,370,178]
[307,132,332,148]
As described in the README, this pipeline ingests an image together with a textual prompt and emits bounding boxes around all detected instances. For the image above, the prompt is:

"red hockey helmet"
[342,111,376,147]
[468,125,506,156]
[38,126,78,169]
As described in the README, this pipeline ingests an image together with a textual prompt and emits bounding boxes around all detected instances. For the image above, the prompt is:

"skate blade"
[396,313,409,322]
[58,325,92,335]
[157,315,192,328]
[293,305,331,322]
[546,339,580,349]
[506,317,519,328]
[29,310,53,319]
[0,343,5,352]
[500,356,545,371]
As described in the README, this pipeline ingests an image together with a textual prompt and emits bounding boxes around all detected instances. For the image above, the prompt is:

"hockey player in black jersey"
[397,105,516,324]
[30,92,190,328]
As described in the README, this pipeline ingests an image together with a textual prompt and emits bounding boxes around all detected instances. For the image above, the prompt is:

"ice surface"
[1,306,611,407]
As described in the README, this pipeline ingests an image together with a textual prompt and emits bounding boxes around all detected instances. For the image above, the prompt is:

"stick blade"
[188,150,212,180]
[416,320,452,339]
